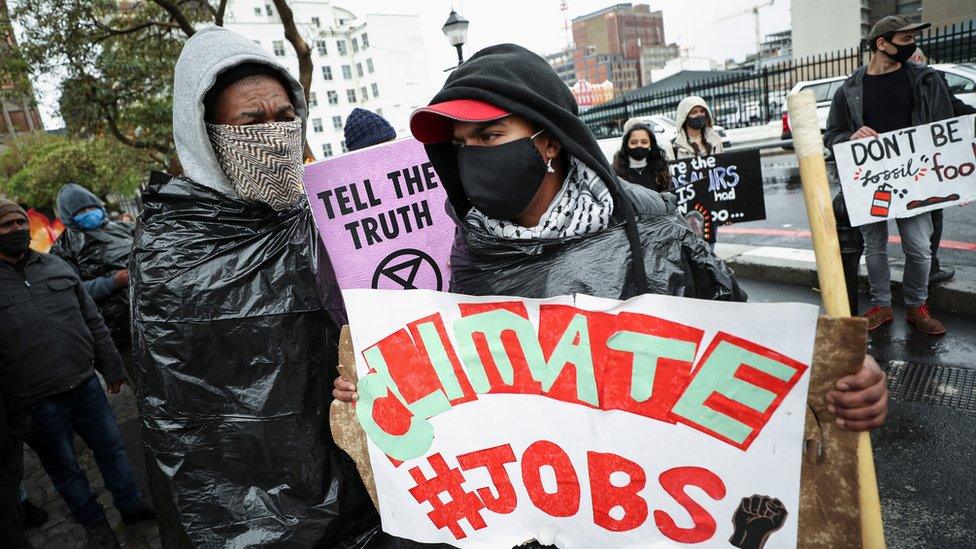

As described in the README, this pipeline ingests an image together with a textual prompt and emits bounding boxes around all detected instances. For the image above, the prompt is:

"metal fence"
[581,20,976,137]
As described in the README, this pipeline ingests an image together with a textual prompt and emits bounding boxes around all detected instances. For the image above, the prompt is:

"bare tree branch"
[271,0,314,159]
[214,0,228,27]
[149,0,195,37]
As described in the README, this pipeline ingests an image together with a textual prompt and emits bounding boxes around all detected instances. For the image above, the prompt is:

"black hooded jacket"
[422,44,745,301]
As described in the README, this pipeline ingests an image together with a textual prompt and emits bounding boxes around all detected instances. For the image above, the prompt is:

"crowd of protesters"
[1,13,971,549]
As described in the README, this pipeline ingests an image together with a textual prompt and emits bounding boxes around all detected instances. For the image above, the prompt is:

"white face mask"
[206,119,305,210]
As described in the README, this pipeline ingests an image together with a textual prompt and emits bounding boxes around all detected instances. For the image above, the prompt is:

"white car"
[781,63,976,139]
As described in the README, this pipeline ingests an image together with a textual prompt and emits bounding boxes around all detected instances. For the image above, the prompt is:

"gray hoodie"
[172,26,308,196]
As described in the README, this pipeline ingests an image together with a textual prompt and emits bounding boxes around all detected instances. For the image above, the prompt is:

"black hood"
[422,43,650,294]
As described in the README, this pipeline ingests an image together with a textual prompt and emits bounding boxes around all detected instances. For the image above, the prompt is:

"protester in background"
[344,107,397,151]
[336,43,889,436]
[611,119,671,192]
[0,199,154,549]
[824,16,954,335]
[51,183,135,383]
[667,95,725,160]
[0,347,32,549]
[909,47,976,286]
[130,27,382,548]
[119,213,135,223]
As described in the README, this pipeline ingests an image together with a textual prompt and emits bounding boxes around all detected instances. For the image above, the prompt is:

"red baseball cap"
[409,99,509,144]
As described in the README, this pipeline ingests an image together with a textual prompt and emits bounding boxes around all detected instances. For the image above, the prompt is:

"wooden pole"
[787,90,885,548]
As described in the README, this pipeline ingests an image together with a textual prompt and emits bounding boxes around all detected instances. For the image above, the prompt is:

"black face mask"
[687,116,707,130]
[627,146,650,161]
[0,229,30,257]
[884,41,917,64]
[458,129,548,220]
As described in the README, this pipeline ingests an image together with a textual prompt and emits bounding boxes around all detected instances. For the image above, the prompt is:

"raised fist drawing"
[729,494,788,549]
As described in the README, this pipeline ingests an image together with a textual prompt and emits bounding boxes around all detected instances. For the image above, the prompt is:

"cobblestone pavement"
[22,383,161,548]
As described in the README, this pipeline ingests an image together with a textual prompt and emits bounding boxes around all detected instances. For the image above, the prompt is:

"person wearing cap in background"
[0,199,154,549]
[51,183,136,383]
[335,44,888,437]
[344,107,397,151]
[825,15,955,336]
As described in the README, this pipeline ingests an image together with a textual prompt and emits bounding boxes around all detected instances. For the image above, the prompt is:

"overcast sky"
[352,0,791,92]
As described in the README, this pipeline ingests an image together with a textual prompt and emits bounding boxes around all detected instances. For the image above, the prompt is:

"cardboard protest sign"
[344,289,818,548]
[304,138,455,290]
[668,150,766,242]
[834,115,976,227]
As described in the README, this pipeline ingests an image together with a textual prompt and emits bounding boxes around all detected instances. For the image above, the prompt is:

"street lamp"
[442,9,469,66]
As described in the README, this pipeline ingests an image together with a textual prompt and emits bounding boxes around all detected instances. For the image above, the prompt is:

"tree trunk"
[271,0,315,160]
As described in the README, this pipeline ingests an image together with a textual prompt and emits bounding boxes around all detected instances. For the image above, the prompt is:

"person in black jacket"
[611,120,671,193]
[0,199,154,549]
[51,183,135,383]
[0,347,32,549]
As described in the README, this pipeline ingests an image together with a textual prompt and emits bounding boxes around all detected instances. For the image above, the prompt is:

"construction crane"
[715,0,775,73]
[560,0,573,49]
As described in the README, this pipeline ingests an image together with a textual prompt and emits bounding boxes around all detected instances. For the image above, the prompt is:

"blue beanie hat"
[343,108,396,151]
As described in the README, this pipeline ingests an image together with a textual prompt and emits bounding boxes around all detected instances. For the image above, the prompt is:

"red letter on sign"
[457,444,518,514]
[521,440,581,518]
[587,451,648,532]
[653,466,726,544]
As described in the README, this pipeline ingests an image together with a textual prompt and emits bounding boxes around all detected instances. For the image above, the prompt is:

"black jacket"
[0,251,125,400]
[0,348,30,458]
[824,62,955,149]
[51,221,135,348]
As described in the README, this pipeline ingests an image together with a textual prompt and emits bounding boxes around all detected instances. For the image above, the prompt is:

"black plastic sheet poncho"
[130,174,379,548]
[51,222,135,347]
[451,214,746,301]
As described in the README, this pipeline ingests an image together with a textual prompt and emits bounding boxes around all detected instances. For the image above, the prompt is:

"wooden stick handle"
[788,90,886,549]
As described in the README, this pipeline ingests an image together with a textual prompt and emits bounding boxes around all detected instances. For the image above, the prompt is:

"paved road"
[721,154,976,271]
[741,276,976,549]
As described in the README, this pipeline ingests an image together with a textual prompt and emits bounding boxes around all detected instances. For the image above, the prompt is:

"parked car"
[780,63,976,142]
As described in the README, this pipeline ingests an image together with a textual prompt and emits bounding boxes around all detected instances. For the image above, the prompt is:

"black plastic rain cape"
[51,222,134,347]
[130,173,379,548]
[451,213,745,301]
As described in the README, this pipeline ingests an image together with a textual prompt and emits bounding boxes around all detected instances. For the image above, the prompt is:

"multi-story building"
[544,48,579,86]
[638,43,680,85]
[0,0,43,146]
[569,3,667,88]
[792,0,976,59]
[222,1,430,159]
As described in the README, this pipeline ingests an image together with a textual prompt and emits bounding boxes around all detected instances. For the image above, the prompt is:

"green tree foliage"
[0,132,153,211]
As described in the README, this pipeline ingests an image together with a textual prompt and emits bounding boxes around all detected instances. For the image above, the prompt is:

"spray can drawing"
[870,184,893,217]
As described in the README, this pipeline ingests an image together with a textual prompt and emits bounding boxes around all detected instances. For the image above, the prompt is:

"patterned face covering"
[206,119,305,211]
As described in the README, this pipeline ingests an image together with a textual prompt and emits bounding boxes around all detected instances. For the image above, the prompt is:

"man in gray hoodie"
[130,27,382,548]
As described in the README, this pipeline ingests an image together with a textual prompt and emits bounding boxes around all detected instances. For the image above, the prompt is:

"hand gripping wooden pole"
[788,90,885,548]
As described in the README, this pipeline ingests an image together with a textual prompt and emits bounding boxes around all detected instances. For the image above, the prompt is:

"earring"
[546,157,555,174]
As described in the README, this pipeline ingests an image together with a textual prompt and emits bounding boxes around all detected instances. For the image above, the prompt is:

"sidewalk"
[716,242,976,315]
[22,386,161,548]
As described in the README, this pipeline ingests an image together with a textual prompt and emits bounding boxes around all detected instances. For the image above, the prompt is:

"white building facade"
[791,0,871,59]
[222,0,431,159]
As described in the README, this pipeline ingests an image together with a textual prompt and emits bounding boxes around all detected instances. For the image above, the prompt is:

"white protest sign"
[343,289,819,548]
[834,115,976,227]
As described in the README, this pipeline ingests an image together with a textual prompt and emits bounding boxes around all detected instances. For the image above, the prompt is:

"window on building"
[253,7,261,16]
[308,92,318,107]
[371,83,379,98]
[8,111,29,132]
[360,86,368,101]
[321,66,333,80]
[265,4,273,16]
[361,33,369,48]
[337,40,347,55]
[311,16,321,27]
[341,140,348,153]
[352,38,359,52]
[332,115,342,129]
[346,89,357,103]
[366,58,374,73]
[312,118,323,132]
[328,90,338,105]
[356,63,363,77]
[322,143,333,157]
[272,40,286,56]
[342,65,352,79]
[316,40,327,55]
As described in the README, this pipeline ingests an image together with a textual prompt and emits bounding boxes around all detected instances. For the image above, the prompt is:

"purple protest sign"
[304,138,455,291]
